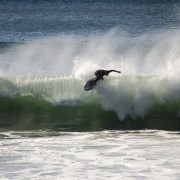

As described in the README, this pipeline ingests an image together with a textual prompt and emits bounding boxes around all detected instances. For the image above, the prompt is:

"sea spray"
[0,30,179,126]
[1,30,180,76]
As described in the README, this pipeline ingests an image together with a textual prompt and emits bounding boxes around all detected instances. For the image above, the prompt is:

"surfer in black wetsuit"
[84,69,121,91]
[94,69,121,82]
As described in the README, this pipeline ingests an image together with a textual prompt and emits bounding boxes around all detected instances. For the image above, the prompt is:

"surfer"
[94,69,121,81]
[84,69,121,91]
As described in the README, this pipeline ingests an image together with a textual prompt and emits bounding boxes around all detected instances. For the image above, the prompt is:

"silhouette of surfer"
[94,69,121,82]
[84,69,121,91]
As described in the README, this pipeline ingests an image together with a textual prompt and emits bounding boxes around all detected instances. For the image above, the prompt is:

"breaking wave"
[0,30,179,131]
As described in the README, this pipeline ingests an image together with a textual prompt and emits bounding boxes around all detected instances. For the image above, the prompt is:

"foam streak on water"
[0,130,180,179]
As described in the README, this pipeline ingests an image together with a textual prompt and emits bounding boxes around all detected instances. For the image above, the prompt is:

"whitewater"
[0,130,180,180]
[0,31,179,130]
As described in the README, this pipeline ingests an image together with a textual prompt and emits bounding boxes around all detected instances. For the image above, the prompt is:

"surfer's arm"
[106,70,121,75]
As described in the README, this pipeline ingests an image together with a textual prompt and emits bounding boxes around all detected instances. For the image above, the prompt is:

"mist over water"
[1,29,180,77]
[0,30,179,120]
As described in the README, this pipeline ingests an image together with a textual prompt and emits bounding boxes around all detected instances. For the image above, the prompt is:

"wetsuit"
[94,69,121,82]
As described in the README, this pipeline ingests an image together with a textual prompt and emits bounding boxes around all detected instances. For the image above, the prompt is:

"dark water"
[1,0,180,41]
[0,0,180,131]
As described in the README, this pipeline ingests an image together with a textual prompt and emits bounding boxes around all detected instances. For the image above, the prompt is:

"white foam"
[0,131,180,179]
[0,29,179,119]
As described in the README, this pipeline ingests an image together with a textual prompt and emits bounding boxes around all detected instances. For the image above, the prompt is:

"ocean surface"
[0,0,180,179]
[0,130,180,180]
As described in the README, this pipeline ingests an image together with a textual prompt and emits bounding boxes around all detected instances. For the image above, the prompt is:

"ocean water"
[0,0,180,179]
[0,130,180,180]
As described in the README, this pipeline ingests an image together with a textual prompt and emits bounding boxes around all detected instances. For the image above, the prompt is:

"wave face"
[0,31,180,131]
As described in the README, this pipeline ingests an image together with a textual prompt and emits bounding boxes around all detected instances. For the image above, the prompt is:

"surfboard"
[84,77,97,91]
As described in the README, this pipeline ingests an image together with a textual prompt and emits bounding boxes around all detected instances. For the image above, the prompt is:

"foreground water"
[0,130,180,179]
